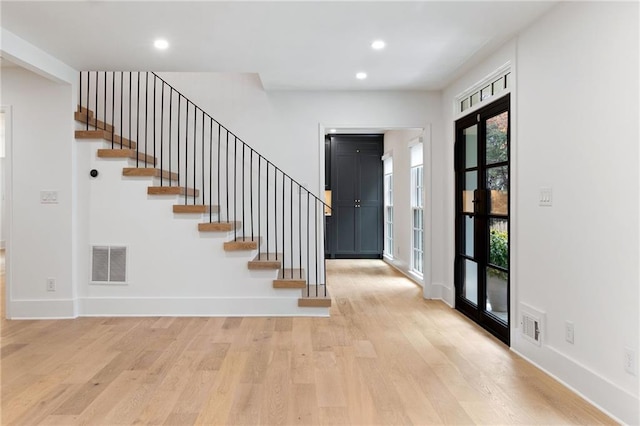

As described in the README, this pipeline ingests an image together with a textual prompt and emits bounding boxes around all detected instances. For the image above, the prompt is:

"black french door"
[455,94,510,344]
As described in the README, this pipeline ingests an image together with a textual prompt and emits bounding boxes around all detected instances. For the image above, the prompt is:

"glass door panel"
[455,94,510,345]
[463,259,478,305]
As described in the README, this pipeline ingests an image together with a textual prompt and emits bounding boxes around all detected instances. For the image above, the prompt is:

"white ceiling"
[1,1,557,91]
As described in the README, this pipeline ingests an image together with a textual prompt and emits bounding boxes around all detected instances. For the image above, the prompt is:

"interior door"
[455,94,510,344]
[330,135,383,259]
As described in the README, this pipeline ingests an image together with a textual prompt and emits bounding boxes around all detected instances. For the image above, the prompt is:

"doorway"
[326,134,383,259]
[454,94,510,344]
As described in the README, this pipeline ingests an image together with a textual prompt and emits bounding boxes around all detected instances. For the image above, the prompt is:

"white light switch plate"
[40,190,59,204]
[539,187,552,207]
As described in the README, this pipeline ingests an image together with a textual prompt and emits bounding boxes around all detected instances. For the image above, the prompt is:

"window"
[383,156,393,257]
[458,68,511,114]
[410,143,424,275]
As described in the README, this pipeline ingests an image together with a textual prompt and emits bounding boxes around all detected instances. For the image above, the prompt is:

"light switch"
[539,187,552,207]
[40,190,59,204]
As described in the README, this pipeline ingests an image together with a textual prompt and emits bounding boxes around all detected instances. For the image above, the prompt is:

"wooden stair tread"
[298,285,331,307]
[123,168,178,181]
[223,237,260,251]
[76,106,94,117]
[97,149,156,166]
[148,186,199,197]
[248,253,282,270]
[198,221,241,232]
[274,269,306,288]
[75,129,136,149]
[173,204,220,214]
[75,129,108,139]
[74,112,114,132]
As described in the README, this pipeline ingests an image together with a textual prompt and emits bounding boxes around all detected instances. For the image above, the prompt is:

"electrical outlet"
[46,278,56,292]
[565,321,574,344]
[624,347,637,376]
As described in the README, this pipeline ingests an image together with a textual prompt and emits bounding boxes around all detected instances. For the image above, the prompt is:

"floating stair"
[173,204,219,214]
[148,186,199,197]
[274,269,306,288]
[75,130,137,149]
[97,149,156,166]
[123,167,178,181]
[298,285,331,307]
[223,237,260,251]
[75,111,114,132]
[198,221,241,232]
[248,253,282,270]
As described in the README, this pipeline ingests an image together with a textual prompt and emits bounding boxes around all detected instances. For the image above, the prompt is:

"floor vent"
[520,303,544,346]
[91,245,127,284]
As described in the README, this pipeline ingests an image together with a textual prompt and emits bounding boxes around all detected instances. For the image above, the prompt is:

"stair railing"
[79,71,329,297]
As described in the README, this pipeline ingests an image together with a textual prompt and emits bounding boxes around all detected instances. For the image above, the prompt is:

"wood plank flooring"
[1,257,614,425]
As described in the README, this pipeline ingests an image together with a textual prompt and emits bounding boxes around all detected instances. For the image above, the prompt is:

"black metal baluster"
[209,119,213,221]
[290,179,293,279]
[185,102,189,206]
[242,143,246,241]
[136,72,140,167]
[120,72,123,148]
[274,166,278,261]
[80,71,91,130]
[177,95,181,189]
[234,135,237,241]
[250,149,254,241]
[153,76,156,167]
[94,72,97,130]
[315,198,318,296]
[111,73,115,148]
[266,161,269,260]
[144,73,148,167]
[86,72,90,131]
[299,186,302,279]
[225,130,229,222]
[128,71,132,149]
[323,205,328,296]
[282,173,285,279]
[104,72,107,132]
[202,111,205,206]
[168,87,172,186]
[79,72,85,130]
[306,192,310,297]
[160,81,164,186]
[192,107,196,205]
[258,155,261,257]
[217,125,221,223]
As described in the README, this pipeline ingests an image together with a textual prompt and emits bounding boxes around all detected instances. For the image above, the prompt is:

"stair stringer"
[76,139,329,317]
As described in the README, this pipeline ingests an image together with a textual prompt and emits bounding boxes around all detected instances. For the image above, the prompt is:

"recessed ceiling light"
[154,39,169,50]
[329,129,337,133]
[371,40,386,50]
[356,72,367,80]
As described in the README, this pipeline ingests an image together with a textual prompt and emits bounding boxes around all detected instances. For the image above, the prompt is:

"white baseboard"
[512,333,639,425]
[78,297,330,317]
[9,299,76,319]
[383,257,423,287]
[429,282,454,307]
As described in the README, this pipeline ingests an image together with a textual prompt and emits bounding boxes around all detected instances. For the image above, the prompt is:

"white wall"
[1,67,76,318]
[439,2,639,423]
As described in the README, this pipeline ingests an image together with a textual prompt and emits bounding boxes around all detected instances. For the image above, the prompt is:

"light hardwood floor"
[1,257,614,425]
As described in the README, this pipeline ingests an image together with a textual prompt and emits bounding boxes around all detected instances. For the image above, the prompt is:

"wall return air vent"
[91,245,128,284]
[520,303,545,347]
